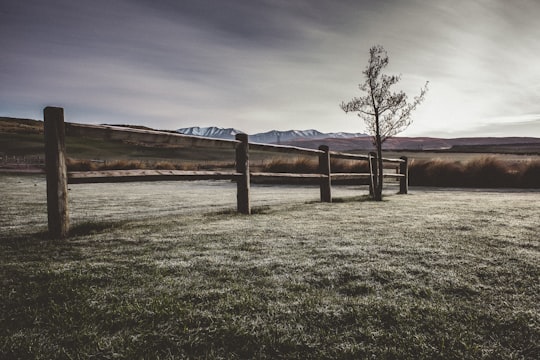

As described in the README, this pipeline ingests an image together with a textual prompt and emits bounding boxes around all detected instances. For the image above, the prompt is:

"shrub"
[332,159,370,173]
[66,158,99,171]
[409,156,539,188]
[409,159,465,187]
[154,161,176,170]
[102,159,147,170]
[463,157,516,187]
[260,157,369,174]
[66,158,203,172]
[261,158,318,173]
[520,160,540,188]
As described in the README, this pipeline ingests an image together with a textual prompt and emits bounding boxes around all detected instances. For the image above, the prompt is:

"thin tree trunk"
[375,134,383,201]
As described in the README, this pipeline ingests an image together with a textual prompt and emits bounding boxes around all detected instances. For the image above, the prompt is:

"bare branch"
[339,45,428,199]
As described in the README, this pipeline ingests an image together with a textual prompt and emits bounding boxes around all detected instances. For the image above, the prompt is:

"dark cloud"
[1,0,539,136]
[129,0,378,44]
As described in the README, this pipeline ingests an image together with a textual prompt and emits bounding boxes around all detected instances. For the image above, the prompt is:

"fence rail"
[68,170,241,184]
[65,122,239,149]
[43,106,408,239]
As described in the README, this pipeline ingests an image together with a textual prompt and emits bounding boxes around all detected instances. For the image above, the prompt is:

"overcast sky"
[2,0,540,137]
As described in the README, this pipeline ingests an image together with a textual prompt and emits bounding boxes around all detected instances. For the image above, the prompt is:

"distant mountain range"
[175,126,540,153]
[176,126,367,144]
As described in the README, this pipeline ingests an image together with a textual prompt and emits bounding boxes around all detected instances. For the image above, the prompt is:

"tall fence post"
[399,156,408,194]
[318,145,331,202]
[44,106,69,239]
[235,133,251,214]
[369,152,377,199]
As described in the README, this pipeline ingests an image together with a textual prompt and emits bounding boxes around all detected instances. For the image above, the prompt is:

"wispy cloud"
[1,0,539,136]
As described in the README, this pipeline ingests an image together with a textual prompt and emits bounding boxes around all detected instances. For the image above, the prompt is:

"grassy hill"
[282,135,540,154]
[0,117,236,164]
[0,118,289,167]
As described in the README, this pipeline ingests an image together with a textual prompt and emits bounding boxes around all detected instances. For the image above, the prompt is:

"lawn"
[1,174,539,359]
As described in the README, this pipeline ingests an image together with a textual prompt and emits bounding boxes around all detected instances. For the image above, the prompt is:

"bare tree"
[341,45,428,200]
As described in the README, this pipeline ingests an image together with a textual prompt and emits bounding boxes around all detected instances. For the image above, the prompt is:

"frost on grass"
[1,175,539,359]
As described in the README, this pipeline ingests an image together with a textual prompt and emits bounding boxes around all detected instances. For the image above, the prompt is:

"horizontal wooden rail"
[329,151,370,161]
[67,170,380,183]
[383,173,405,179]
[251,172,325,179]
[65,123,239,149]
[331,173,371,179]
[249,142,324,156]
[68,170,240,184]
[382,157,406,163]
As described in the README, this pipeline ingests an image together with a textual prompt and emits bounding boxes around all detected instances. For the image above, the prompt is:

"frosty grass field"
[1,173,539,359]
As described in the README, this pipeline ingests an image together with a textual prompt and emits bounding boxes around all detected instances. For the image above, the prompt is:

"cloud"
[471,115,540,137]
[1,0,540,137]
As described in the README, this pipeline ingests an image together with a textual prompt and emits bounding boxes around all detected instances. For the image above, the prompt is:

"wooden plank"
[369,152,377,198]
[65,122,239,149]
[329,151,370,161]
[253,173,388,180]
[251,172,324,179]
[249,142,324,156]
[44,107,69,239]
[330,150,402,163]
[383,173,405,178]
[330,173,371,179]
[68,170,240,184]
[399,156,408,194]
[318,145,331,202]
[235,133,250,214]
[382,157,406,163]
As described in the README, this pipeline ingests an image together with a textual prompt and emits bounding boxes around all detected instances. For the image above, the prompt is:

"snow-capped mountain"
[176,126,243,139]
[176,127,367,144]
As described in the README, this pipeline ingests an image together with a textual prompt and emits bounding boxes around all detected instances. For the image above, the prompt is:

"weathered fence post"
[44,106,69,239]
[399,156,408,194]
[235,133,251,214]
[369,152,377,199]
[318,145,331,202]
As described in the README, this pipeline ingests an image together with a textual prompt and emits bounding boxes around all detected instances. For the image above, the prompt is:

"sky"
[1,0,540,137]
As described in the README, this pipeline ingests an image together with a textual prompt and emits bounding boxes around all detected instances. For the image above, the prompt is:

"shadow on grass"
[0,230,50,246]
[305,195,373,204]
[0,220,133,246]
[210,205,273,216]
[69,220,131,237]
[331,195,373,203]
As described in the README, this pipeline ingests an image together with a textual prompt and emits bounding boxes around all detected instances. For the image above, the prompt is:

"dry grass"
[261,157,370,174]
[408,156,540,188]
[66,158,200,171]
[259,156,540,188]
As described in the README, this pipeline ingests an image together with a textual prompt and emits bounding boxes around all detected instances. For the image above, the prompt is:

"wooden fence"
[43,106,408,239]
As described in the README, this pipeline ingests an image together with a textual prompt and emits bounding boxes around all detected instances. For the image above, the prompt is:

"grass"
[260,157,370,174]
[258,156,540,188]
[409,157,540,188]
[66,158,204,171]
[1,174,539,359]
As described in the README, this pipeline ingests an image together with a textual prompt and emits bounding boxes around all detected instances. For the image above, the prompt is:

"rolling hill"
[280,136,540,153]
[2,117,540,156]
